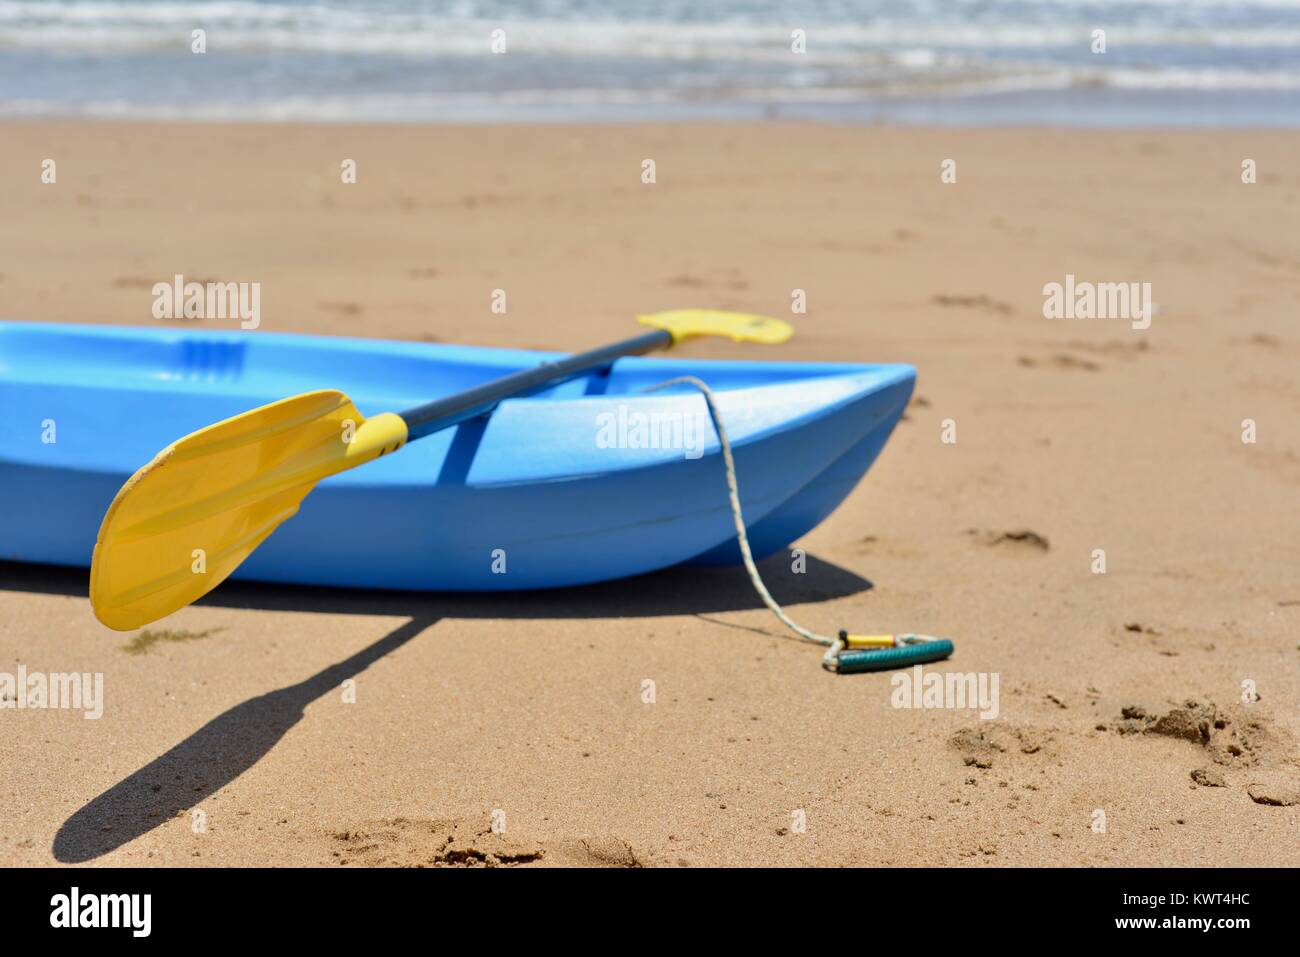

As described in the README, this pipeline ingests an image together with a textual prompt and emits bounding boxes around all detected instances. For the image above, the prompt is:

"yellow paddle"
[90,309,793,630]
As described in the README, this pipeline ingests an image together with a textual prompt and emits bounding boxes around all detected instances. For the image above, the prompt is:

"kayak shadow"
[0,553,872,620]
[208,553,873,618]
[51,615,437,864]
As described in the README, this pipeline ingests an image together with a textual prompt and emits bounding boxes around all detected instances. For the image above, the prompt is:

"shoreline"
[4,88,1299,129]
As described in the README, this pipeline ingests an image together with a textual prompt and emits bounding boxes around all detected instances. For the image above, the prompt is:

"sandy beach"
[1,120,1298,867]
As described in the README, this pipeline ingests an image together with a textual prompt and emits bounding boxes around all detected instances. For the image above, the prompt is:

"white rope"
[640,376,845,670]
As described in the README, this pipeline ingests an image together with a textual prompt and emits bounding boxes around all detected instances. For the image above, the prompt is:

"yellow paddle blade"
[637,309,793,345]
[90,390,408,631]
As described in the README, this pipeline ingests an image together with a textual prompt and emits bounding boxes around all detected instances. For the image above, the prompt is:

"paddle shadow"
[4,555,870,863]
[51,616,437,863]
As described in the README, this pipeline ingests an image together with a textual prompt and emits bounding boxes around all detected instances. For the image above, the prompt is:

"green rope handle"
[835,639,956,673]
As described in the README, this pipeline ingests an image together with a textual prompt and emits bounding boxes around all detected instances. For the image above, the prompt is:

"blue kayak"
[0,322,914,591]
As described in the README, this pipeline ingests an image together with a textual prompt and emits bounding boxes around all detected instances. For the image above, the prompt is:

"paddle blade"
[637,309,793,345]
[90,390,408,631]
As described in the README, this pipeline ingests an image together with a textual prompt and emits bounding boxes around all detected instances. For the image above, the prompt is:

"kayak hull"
[0,322,913,591]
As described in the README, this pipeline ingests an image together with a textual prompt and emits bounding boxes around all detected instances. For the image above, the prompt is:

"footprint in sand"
[1237,333,1283,350]
[324,818,648,867]
[1064,339,1151,359]
[1017,354,1101,372]
[327,818,543,868]
[949,726,1052,770]
[1105,700,1298,802]
[665,270,750,291]
[1246,771,1300,807]
[318,301,363,316]
[1243,448,1300,488]
[853,535,920,559]
[115,275,219,289]
[967,529,1050,553]
[547,837,646,867]
[933,293,1013,316]
[899,394,931,422]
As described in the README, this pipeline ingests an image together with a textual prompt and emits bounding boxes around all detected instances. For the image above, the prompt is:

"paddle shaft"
[398,328,674,440]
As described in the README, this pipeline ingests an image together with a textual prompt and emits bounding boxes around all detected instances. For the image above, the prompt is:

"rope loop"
[640,375,953,674]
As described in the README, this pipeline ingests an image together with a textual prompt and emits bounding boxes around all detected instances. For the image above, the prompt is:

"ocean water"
[1,0,1298,125]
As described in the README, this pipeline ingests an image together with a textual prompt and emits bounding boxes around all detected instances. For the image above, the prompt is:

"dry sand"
[1,121,1298,866]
